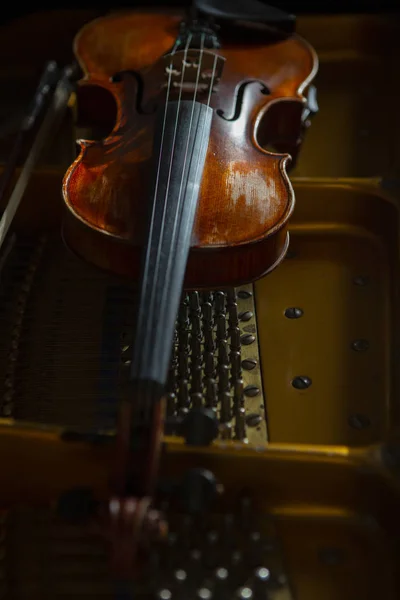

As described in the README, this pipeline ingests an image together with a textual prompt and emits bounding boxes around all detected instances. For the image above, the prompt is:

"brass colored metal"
[0,422,399,598]
[0,10,399,599]
[255,179,400,447]
[237,284,268,444]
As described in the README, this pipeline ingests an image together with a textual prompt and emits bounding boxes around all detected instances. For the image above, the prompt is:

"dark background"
[1,0,399,26]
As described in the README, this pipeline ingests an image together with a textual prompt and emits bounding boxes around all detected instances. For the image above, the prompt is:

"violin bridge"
[163,49,225,97]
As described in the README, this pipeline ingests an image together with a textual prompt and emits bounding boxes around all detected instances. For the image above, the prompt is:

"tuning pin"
[218,364,230,392]
[191,364,203,393]
[204,326,215,353]
[204,352,215,379]
[218,340,229,366]
[189,291,201,312]
[202,300,213,323]
[178,327,190,352]
[174,569,188,585]
[236,587,253,599]
[178,350,189,380]
[157,589,173,599]
[205,378,218,408]
[227,303,239,328]
[226,288,237,305]
[202,291,213,304]
[214,291,226,314]
[253,567,271,598]
[166,392,177,417]
[178,297,189,322]
[191,392,203,409]
[230,350,242,380]
[220,422,233,440]
[191,335,202,362]
[216,313,227,340]
[235,407,246,440]
[229,327,241,351]
[219,391,232,423]
[196,589,213,599]
[192,315,202,338]
[233,379,244,408]
[213,567,230,599]
[178,379,190,409]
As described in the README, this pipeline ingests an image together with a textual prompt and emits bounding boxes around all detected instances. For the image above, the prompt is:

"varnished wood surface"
[62,10,318,283]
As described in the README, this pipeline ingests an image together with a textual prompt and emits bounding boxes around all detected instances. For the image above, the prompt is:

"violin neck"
[130,99,213,390]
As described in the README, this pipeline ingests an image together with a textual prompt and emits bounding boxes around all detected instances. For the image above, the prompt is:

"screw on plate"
[243,385,260,398]
[351,339,369,352]
[245,413,262,427]
[284,307,303,319]
[238,310,253,322]
[240,333,255,345]
[237,290,252,299]
[353,276,369,286]
[242,358,257,370]
[348,413,370,429]
[292,376,312,389]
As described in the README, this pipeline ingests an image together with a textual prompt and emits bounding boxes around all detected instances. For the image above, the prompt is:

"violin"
[61,0,318,578]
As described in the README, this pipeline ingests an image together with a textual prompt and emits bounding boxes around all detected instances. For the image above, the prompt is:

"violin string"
[123,40,180,506]
[132,37,181,388]
[152,32,206,418]
[142,37,219,424]
[130,38,182,435]
[139,33,193,421]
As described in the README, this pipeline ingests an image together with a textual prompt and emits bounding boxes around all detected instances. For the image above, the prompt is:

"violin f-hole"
[111,70,156,115]
[217,79,270,122]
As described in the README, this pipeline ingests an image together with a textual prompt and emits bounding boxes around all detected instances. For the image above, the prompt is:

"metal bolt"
[351,339,369,352]
[237,588,253,599]
[284,307,303,319]
[292,376,312,389]
[197,588,213,599]
[245,413,263,427]
[255,566,270,581]
[238,310,253,322]
[174,569,187,582]
[237,290,253,299]
[215,567,229,580]
[353,276,369,286]
[348,413,370,429]
[241,333,255,345]
[244,385,260,398]
[242,358,257,370]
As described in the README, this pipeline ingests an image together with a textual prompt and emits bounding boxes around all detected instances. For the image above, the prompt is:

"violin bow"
[0,62,78,251]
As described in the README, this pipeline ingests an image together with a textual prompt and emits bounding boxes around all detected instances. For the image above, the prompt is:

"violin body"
[62,10,318,288]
